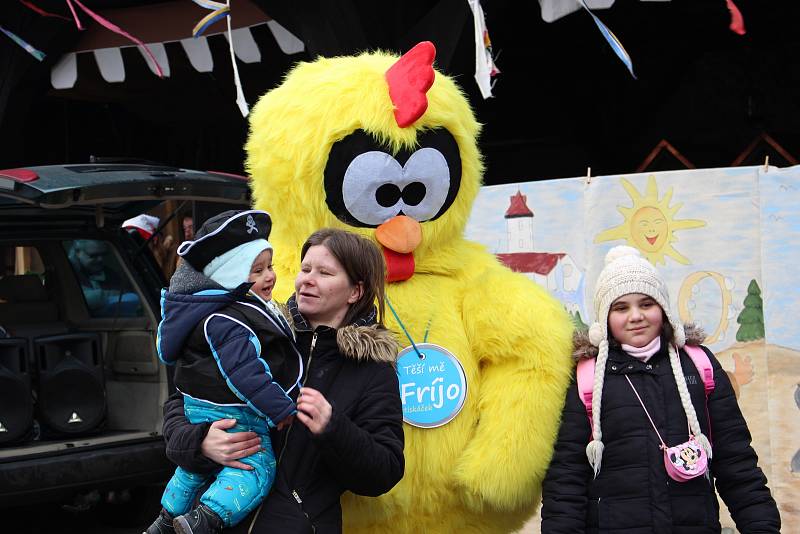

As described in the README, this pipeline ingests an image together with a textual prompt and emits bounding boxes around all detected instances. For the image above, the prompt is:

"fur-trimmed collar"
[572,323,706,362]
[336,324,399,364]
[278,297,399,365]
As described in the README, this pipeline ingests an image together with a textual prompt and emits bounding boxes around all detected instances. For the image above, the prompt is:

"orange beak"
[375,215,422,253]
[375,215,421,282]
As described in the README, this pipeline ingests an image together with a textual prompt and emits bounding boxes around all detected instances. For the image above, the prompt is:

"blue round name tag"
[396,343,467,428]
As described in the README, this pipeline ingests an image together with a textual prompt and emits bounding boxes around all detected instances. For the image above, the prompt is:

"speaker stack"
[34,333,106,437]
[0,338,34,443]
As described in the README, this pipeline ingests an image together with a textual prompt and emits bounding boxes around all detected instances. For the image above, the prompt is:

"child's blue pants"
[160,396,276,527]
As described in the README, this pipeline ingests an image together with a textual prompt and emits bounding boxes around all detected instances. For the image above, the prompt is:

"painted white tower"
[505,190,534,253]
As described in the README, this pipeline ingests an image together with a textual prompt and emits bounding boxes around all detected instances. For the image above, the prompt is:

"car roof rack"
[89,156,165,165]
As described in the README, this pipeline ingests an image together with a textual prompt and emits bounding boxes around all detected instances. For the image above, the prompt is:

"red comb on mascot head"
[245,41,574,533]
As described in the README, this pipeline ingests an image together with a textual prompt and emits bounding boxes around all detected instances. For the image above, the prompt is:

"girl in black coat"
[540,246,780,533]
[159,229,404,533]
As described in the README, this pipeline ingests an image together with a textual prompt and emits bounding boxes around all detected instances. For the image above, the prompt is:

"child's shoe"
[172,504,224,534]
[143,508,176,534]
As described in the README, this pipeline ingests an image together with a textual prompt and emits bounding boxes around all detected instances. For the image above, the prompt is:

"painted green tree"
[570,310,588,332]
[736,279,765,342]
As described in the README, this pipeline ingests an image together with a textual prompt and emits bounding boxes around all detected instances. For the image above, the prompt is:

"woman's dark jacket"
[162,295,404,533]
[540,327,780,533]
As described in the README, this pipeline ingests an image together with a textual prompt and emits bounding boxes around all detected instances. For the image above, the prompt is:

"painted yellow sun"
[595,175,706,265]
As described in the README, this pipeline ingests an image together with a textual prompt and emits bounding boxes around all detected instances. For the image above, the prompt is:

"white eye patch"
[340,148,451,226]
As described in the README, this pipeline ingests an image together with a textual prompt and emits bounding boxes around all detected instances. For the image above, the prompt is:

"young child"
[540,246,780,532]
[145,210,301,534]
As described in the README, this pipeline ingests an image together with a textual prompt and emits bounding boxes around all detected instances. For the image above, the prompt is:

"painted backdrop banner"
[466,165,800,532]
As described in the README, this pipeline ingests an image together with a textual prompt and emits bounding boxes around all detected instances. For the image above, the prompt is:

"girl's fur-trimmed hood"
[277,301,399,364]
[572,323,706,362]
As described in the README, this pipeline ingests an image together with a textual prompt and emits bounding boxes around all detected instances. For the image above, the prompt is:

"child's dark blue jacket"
[157,261,299,427]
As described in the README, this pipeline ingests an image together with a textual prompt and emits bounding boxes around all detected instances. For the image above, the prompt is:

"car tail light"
[0,169,39,182]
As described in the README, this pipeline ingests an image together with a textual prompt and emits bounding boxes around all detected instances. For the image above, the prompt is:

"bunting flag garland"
[192,0,249,116]
[726,0,746,35]
[19,0,71,20]
[578,0,635,79]
[467,0,501,99]
[225,3,249,117]
[65,0,81,28]
[192,0,230,38]
[0,24,46,61]
[64,0,165,78]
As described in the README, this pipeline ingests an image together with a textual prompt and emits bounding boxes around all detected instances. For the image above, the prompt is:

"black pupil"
[375,182,427,207]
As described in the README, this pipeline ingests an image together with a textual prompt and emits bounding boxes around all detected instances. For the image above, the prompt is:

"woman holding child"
[149,214,403,534]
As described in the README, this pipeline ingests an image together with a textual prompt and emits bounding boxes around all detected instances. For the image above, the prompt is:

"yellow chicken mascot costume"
[245,42,574,533]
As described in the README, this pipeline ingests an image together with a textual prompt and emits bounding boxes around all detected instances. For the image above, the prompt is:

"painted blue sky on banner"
[759,165,800,351]
[465,165,800,353]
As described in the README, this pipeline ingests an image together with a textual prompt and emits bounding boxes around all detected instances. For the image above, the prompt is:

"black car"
[0,163,250,513]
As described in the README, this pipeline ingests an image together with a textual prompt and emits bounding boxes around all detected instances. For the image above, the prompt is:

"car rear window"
[63,239,143,318]
[1,245,45,277]
[0,245,53,329]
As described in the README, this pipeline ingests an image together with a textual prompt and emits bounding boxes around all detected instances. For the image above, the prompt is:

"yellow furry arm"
[455,264,574,512]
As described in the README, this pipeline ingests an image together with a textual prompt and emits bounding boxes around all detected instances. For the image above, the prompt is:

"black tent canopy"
[1,0,798,183]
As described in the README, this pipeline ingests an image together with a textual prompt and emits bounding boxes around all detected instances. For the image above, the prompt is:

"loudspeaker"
[0,338,34,444]
[35,333,106,436]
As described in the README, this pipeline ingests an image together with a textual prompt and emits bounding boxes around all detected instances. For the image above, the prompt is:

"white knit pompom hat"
[584,245,711,477]
[589,245,685,349]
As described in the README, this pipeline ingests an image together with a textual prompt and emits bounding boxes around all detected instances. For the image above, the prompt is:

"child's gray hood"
[169,259,226,294]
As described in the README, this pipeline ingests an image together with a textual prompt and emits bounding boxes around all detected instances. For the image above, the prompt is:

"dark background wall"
[1,0,798,185]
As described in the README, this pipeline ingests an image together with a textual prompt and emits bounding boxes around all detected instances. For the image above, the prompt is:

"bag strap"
[624,375,669,448]
[576,357,596,432]
[684,344,714,397]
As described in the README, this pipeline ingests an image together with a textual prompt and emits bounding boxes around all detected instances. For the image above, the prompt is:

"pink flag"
[726,0,746,36]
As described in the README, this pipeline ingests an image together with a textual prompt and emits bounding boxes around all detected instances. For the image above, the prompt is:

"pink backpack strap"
[576,357,596,432]
[683,344,715,443]
[576,349,715,435]
[684,345,714,397]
